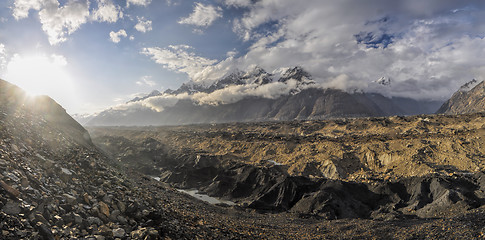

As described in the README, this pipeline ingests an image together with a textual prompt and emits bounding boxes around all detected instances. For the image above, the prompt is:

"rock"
[10,144,20,153]
[36,222,55,240]
[117,201,126,213]
[59,167,73,182]
[109,209,120,221]
[73,213,83,224]
[97,225,112,237]
[94,235,105,240]
[20,177,29,188]
[112,228,125,238]
[99,201,110,217]
[0,180,20,199]
[83,193,92,204]
[63,193,77,205]
[116,215,127,224]
[130,228,145,239]
[87,217,102,226]
[2,200,21,215]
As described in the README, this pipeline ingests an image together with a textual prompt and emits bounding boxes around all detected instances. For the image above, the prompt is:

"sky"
[1,0,485,115]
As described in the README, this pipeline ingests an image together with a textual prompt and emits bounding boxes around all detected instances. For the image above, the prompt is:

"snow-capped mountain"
[160,66,303,97]
[86,67,443,126]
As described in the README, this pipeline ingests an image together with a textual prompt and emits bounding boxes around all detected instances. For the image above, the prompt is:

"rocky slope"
[85,67,442,126]
[437,80,485,114]
[0,79,309,239]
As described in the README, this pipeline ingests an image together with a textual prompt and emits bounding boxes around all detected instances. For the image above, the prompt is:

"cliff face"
[437,81,485,114]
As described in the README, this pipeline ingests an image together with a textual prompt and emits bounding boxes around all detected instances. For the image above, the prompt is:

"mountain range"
[84,67,444,126]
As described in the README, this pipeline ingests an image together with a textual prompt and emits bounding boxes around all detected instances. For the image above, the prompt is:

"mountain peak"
[278,66,312,83]
[459,79,478,92]
[374,77,391,86]
[127,90,162,103]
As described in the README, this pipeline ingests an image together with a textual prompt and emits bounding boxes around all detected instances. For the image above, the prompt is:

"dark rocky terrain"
[85,67,442,126]
[437,80,485,115]
[2,78,485,239]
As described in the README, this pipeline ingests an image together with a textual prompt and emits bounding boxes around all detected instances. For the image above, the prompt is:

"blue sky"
[1,0,485,114]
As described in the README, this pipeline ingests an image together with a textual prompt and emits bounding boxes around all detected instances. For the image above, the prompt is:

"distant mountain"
[437,80,485,114]
[86,67,443,126]
[127,90,162,103]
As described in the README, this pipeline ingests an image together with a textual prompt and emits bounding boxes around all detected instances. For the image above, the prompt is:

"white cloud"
[224,0,252,8]
[92,0,123,23]
[129,35,135,41]
[203,0,485,100]
[12,0,91,45]
[134,16,152,33]
[178,2,222,28]
[12,0,44,19]
[141,45,218,82]
[0,44,7,76]
[126,0,151,8]
[226,49,238,58]
[136,75,157,87]
[109,29,127,43]
[166,0,180,6]
[138,1,485,101]
[15,0,91,45]
[191,80,302,105]
[107,76,316,113]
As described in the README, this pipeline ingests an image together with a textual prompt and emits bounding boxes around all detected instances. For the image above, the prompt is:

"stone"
[87,217,102,226]
[130,227,148,239]
[2,200,21,215]
[112,228,125,238]
[116,215,127,224]
[117,201,126,213]
[83,193,92,204]
[63,193,77,205]
[36,222,55,240]
[99,201,110,217]
[98,225,112,237]
[94,235,105,240]
[0,180,20,198]
[20,177,29,188]
[73,213,83,224]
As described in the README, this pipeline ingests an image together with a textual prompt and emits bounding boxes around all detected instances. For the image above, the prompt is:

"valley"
[86,112,485,238]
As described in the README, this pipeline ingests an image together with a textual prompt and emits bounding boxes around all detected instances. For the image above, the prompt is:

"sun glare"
[5,53,76,104]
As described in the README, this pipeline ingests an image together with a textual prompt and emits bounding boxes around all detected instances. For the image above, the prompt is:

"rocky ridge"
[437,80,485,114]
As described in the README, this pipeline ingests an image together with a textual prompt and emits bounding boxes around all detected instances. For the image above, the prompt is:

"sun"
[4,53,75,102]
